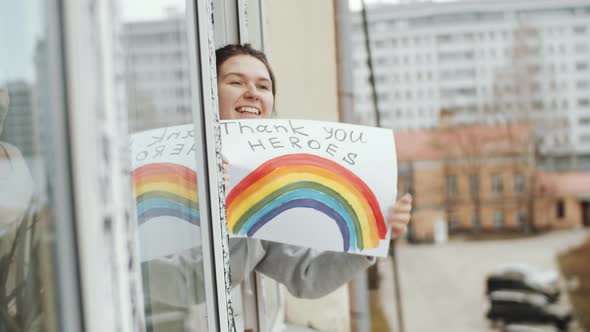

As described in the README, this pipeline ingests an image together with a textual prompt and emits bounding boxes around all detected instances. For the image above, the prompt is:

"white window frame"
[59,0,235,331]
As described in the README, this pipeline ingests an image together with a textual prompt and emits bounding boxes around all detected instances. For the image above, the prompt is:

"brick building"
[395,122,589,241]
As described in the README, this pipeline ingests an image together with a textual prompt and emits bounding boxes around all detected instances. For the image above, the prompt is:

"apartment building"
[351,0,590,170]
[122,15,192,133]
[1,81,38,157]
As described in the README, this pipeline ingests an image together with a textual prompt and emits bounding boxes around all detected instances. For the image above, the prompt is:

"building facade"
[1,81,38,157]
[395,121,586,242]
[351,0,590,170]
[122,15,192,133]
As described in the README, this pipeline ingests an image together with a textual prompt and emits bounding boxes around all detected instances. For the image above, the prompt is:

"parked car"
[486,264,560,303]
[486,291,572,331]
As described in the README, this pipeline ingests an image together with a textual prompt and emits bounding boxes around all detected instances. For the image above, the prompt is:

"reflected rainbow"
[132,162,199,226]
[226,154,386,251]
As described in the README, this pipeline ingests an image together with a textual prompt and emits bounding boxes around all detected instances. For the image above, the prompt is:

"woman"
[216,44,412,298]
[144,45,413,321]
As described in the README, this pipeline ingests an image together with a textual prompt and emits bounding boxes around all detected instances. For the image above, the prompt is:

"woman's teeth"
[236,107,260,115]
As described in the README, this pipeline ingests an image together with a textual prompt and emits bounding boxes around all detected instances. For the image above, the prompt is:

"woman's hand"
[386,193,413,239]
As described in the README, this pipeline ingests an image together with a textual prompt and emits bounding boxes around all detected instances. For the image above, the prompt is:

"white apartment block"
[1,81,38,157]
[122,17,192,133]
[351,0,590,167]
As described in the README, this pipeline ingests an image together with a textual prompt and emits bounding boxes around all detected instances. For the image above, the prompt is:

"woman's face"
[217,54,274,120]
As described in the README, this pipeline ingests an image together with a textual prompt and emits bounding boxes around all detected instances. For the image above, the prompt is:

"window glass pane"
[0,0,67,330]
[247,0,264,50]
[120,2,213,330]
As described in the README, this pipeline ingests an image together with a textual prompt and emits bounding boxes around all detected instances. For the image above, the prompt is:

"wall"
[265,0,339,121]
[535,196,583,230]
[264,1,349,330]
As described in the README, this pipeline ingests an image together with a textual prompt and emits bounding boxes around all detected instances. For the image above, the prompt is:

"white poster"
[222,119,397,257]
[130,119,397,259]
[130,125,200,261]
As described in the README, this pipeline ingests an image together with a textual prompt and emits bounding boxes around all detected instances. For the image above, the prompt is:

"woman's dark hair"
[215,44,276,99]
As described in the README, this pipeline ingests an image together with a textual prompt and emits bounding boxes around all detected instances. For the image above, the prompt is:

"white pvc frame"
[188,0,237,331]
[60,0,145,331]
[59,0,236,331]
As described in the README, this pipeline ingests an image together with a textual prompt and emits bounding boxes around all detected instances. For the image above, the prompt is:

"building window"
[557,200,565,218]
[494,209,504,229]
[514,174,525,193]
[470,174,479,195]
[449,214,460,232]
[517,209,527,228]
[447,175,457,196]
[574,26,587,34]
[492,174,503,193]
[576,62,588,71]
[471,209,480,229]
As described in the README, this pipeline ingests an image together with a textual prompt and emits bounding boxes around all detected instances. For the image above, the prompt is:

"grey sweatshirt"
[142,238,375,311]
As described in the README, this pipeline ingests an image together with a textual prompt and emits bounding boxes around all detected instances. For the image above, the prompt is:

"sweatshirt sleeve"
[254,240,375,299]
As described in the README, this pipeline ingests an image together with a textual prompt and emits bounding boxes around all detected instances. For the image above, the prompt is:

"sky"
[119,0,460,21]
[0,1,44,83]
[349,0,458,11]
[120,0,185,22]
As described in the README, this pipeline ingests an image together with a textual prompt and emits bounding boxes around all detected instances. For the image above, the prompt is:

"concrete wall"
[264,1,349,330]
[265,0,339,121]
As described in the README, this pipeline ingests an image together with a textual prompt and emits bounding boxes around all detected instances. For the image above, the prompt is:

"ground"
[376,228,588,332]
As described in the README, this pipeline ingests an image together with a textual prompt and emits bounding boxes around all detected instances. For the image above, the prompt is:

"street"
[377,228,589,332]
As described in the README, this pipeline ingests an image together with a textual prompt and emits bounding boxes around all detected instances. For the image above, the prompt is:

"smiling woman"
[212,43,413,291]
[216,44,276,119]
[217,54,274,119]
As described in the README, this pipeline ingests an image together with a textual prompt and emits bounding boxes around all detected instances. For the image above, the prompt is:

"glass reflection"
[0,1,60,330]
[120,1,211,331]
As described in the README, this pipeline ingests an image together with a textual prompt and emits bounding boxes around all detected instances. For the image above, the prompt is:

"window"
[447,175,457,196]
[576,62,589,71]
[557,200,565,218]
[449,214,460,231]
[574,26,587,34]
[514,174,525,193]
[122,0,231,330]
[470,174,479,195]
[492,174,503,193]
[0,3,76,329]
[494,210,505,229]
[471,209,481,228]
[517,209,528,228]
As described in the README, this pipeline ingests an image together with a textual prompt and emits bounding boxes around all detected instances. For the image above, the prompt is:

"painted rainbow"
[132,163,200,226]
[226,153,386,251]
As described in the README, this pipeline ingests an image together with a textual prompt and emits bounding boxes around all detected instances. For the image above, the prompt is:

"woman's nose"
[244,84,261,99]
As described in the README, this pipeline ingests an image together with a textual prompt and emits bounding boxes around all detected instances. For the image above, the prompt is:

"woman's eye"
[230,81,242,85]
[257,84,270,90]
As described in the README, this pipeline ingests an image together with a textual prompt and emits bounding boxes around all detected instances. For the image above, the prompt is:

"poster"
[222,119,397,257]
[130,119,397,259]
[130,125,200,261]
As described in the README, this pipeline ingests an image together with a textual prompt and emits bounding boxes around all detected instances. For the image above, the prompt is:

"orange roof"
[394,123,533,161]
[537,171,590,197]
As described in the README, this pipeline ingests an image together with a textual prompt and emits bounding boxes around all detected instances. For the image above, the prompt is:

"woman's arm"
[254,241,374,299]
